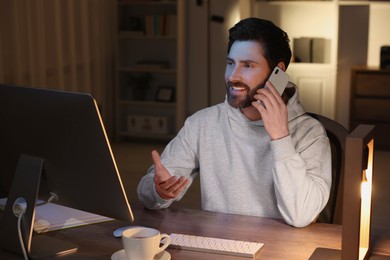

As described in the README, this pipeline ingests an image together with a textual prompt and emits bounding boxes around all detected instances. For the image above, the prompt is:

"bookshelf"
[115,0,185,141]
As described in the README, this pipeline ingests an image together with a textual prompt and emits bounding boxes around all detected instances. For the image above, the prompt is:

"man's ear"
[277,61,286,71]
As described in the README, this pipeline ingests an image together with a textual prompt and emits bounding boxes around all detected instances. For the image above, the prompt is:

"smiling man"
[137,18,331,228]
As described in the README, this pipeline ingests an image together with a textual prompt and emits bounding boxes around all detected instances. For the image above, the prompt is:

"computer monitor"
[0,84,134,258]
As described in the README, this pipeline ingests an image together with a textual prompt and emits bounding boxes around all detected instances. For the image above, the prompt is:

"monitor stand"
[0,154,77,259]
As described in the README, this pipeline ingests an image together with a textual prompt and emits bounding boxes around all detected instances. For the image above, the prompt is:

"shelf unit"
[115,0,185,141]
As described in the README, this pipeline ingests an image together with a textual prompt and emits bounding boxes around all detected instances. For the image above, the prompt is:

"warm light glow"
[225,5,241,33]
[361,181,372,201]
[359,139,374,260]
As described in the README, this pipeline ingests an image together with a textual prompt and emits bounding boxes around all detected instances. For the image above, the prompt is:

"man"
[137,18,331,228]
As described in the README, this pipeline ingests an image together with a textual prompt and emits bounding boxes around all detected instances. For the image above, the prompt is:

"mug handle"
[157,233,171,253]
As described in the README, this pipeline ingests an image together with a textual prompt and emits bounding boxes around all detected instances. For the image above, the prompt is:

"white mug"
[121,226,170,260]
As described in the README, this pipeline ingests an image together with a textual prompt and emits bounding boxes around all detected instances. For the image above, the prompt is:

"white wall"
[367,4,390,67]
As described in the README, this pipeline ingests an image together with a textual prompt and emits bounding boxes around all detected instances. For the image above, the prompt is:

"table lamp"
[309,124,375,260]
[342,124,375,259]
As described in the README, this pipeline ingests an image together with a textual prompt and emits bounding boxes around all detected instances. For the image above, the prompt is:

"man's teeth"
[232,86,245,90]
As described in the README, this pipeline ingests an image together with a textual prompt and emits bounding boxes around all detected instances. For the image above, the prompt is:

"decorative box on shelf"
[127,115,168,135]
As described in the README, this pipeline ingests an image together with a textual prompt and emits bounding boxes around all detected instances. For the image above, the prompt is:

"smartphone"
[268,66,289,95]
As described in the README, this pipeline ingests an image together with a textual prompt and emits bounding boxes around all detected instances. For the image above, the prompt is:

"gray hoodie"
[137,84,331,227]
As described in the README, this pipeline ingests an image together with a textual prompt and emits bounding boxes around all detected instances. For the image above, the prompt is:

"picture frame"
[155,86,175,102]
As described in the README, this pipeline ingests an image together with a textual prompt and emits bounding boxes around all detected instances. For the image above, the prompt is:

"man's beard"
[226,81,265,109]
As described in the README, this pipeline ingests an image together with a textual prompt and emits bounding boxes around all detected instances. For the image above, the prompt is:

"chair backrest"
[307,112,349,224]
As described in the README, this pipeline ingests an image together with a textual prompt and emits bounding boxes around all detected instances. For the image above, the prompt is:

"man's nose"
[228,67,241,81]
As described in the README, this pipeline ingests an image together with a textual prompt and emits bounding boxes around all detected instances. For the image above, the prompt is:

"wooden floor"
[112,141,390,231]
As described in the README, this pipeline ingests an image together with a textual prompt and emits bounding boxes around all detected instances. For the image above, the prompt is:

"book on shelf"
[145,14,177,37]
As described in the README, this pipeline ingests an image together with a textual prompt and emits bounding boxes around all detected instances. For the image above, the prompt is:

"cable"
[35,192,59,207]
[16,206,28,260]
[13,193,58,260]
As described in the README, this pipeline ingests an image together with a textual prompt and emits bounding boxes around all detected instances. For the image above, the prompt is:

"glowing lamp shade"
[342,124,375,260]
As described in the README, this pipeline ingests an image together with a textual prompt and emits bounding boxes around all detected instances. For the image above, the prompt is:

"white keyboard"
[169,233,264,258]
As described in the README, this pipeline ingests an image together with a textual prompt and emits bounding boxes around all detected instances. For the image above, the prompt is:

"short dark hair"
[228,18,292,70]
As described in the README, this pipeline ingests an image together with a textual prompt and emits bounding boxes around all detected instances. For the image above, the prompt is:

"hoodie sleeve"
[137,118,199,210]
[270,123,332,228]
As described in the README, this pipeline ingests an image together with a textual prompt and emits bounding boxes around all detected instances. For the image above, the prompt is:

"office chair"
[307,112,349,224]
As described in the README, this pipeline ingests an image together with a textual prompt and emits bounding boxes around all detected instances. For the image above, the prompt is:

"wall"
[185,1,209,115]
[186,0,244,116]
[367,4,390,67]
[336,5,369,129]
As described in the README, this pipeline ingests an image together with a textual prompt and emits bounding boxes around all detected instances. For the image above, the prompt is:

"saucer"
[111,249,171,260]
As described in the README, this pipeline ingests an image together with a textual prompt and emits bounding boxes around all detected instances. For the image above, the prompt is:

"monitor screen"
[0,84,134,257]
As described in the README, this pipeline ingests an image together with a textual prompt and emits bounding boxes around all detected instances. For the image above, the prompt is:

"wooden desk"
[1,204,390,259]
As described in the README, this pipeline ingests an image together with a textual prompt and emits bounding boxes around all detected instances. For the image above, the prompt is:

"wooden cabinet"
[350,67,390,149]
[115,0,185,141]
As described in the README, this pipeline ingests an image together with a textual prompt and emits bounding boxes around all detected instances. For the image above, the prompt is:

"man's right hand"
[152,150,189,199]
